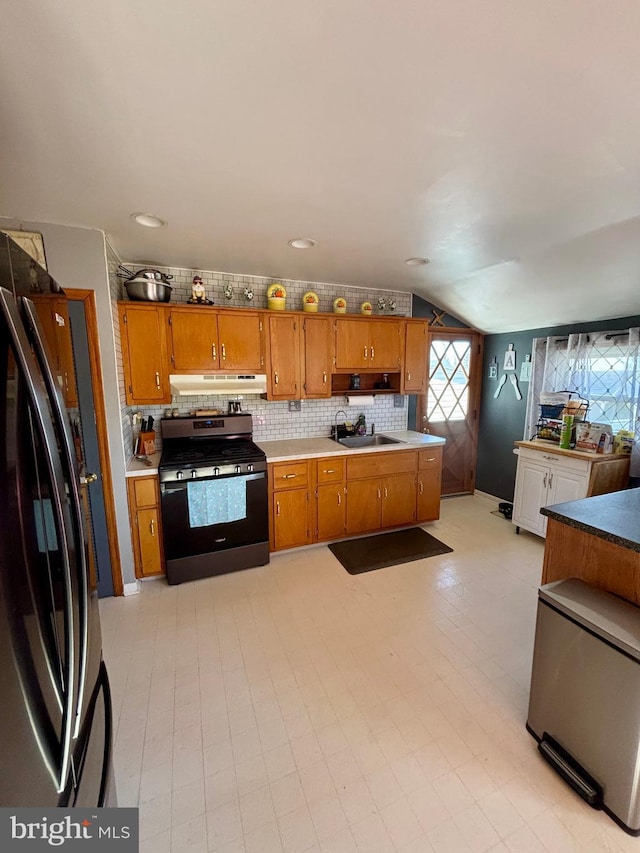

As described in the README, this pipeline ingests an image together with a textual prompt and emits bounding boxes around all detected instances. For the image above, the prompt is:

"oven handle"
[160,471,267,492]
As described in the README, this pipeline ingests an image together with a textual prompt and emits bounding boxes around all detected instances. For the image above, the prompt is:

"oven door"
[160,471,268,562]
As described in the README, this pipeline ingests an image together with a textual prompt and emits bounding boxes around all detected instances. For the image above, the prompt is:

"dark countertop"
[541,488,640,554]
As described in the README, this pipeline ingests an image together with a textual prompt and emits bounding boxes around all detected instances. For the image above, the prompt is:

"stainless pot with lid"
[117,264,173,284]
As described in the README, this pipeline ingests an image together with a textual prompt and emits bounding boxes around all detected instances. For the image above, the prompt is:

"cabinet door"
[417,468,442,522]
[346,478,381,535]
[272,489,310,550]
[381,472,417,528]
[31,295,78,406]
[316,484,346,541]
[170,307,219,371]
[335,319,369,369]
[119,304,170,405]
[136,507,164,577]
[217,311,264,372]
[513,457,549,536]
[403,320,428,393]
[267,314,301,400]
[303,315,332,397]
[547,464,589,508]
[369,320,402,370]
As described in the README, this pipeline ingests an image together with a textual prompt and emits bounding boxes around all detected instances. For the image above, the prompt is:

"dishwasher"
[527,578,640,835]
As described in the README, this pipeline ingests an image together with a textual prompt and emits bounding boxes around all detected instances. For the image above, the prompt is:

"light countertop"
[124,431,445,475]
[257,431,445,463]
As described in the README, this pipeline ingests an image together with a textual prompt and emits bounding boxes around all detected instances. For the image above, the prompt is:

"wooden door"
[346,478,381,534]
[170,307,219,371]
[268,314,301,400]
[316,484,346,541]
[119,303,170,405]
[217,310,264,371]
[335,318,369,369]
[272,489,309,550]
[369,320,402,370]
[303,315,332,397]
[418,329,483,495]
[403,320,428,393]
[381,472,416,528]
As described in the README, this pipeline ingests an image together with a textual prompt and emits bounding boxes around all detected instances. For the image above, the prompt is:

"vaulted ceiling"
[2,1,640,332]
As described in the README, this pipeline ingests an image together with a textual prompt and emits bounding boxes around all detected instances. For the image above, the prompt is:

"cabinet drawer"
[518,447,590,475]
[270,460,309,490]
[316,457,345,484]
[418,447,442,470]
[130,476,159,508]
[347,450,417,480]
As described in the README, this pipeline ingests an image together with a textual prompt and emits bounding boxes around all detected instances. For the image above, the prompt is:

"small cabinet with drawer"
[127,475,165,578]
[269,460,311,550]
[315,457,346,541]
[416,447,443,522]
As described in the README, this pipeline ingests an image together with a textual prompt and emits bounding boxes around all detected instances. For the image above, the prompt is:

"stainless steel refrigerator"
[0,233,115,806]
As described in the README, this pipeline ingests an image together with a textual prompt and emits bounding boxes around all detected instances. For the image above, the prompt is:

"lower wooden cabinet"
[269,447,443,550]
[315,457,346,541]
[416,447,443,522]
[269,460,312,550]
[126,475,165,578]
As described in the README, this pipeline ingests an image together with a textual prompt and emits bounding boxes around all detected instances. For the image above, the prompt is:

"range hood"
[169,374,268,396]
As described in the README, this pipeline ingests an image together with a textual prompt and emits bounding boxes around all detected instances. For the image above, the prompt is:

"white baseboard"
[473,489,503,505]
[122,580,141,596]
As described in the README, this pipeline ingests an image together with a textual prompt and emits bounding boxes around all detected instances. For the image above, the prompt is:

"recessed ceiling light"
[288,237,316,249]
[130,213,166,228]
[404,257,430,266]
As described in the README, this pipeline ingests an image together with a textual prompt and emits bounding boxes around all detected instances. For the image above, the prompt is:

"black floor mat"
[328,527,453,574]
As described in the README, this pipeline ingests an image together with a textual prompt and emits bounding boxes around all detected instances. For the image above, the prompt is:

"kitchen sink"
[336,434,404,448]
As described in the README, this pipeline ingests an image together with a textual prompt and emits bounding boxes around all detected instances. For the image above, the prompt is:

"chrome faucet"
[333,409,347,438]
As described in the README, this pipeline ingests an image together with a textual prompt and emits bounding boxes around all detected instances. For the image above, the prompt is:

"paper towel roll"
[346,394,375,407]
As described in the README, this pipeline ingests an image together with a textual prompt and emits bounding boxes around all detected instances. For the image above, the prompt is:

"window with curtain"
[524,329,640,462]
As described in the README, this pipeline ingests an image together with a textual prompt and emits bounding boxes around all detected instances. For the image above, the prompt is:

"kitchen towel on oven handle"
[187,477,248,527]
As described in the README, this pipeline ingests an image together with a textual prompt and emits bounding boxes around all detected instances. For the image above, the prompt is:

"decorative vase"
[267,283,287,310]
[333,297,347,314]
[360,301,373,316]
[303,291,319,312]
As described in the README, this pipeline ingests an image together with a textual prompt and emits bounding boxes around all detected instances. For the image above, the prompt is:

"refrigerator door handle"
[21,296,89,741]
[0,288,76,793]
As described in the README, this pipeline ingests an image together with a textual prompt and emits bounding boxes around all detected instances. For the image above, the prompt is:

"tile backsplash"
[125,393,408,458]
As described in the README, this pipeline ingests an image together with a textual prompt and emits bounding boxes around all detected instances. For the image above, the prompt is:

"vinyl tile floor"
[100,494,635,852]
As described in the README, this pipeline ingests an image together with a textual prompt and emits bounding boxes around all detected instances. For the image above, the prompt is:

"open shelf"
[330,372,401,396]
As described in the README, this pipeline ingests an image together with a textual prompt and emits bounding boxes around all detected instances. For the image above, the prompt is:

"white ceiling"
[2,1,640,333]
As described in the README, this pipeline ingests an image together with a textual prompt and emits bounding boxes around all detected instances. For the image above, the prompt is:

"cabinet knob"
[282,473,296,479]
[221,343,226,360]
[384,487,388,499]
[364,346,368,360]
[323,371,327,384]
[324,469,336,474]
[371,346,375,360]
[276,500,281,516]
[419,481,424,495]
[155,371,160,389]
[150,518,155,536]
[274,371,279,386]
[212,344,217,359]
[337,492,342,505]
[407,372,411,381]
[377,487,381,500]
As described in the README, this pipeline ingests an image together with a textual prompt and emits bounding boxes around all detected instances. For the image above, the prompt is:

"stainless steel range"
[159,414,269,584]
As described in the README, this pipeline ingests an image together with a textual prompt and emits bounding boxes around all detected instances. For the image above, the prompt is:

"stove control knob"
[213,466,220,476]
[176,470,184,480]
[191,470,198,479]
[235,465,242,474]
[247,463,254,473]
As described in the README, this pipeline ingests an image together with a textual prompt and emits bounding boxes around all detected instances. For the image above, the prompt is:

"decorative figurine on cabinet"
[223,283,233,300]
[188,275,214,305]
[244,286,254,301]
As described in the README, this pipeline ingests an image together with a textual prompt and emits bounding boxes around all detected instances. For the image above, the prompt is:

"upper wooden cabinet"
[334,317,402,370]
[169,306,265,373]
[31,294,78,407]
[302,314,332,398]
[119,303,171,405]
[402,320,429,394]
[266,313,301,400]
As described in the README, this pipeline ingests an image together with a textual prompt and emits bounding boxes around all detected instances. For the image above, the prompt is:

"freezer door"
[70,661,115,807]
[0,288,78,802]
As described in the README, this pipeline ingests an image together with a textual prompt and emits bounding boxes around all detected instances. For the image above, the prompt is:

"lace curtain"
[524,328,640,475]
